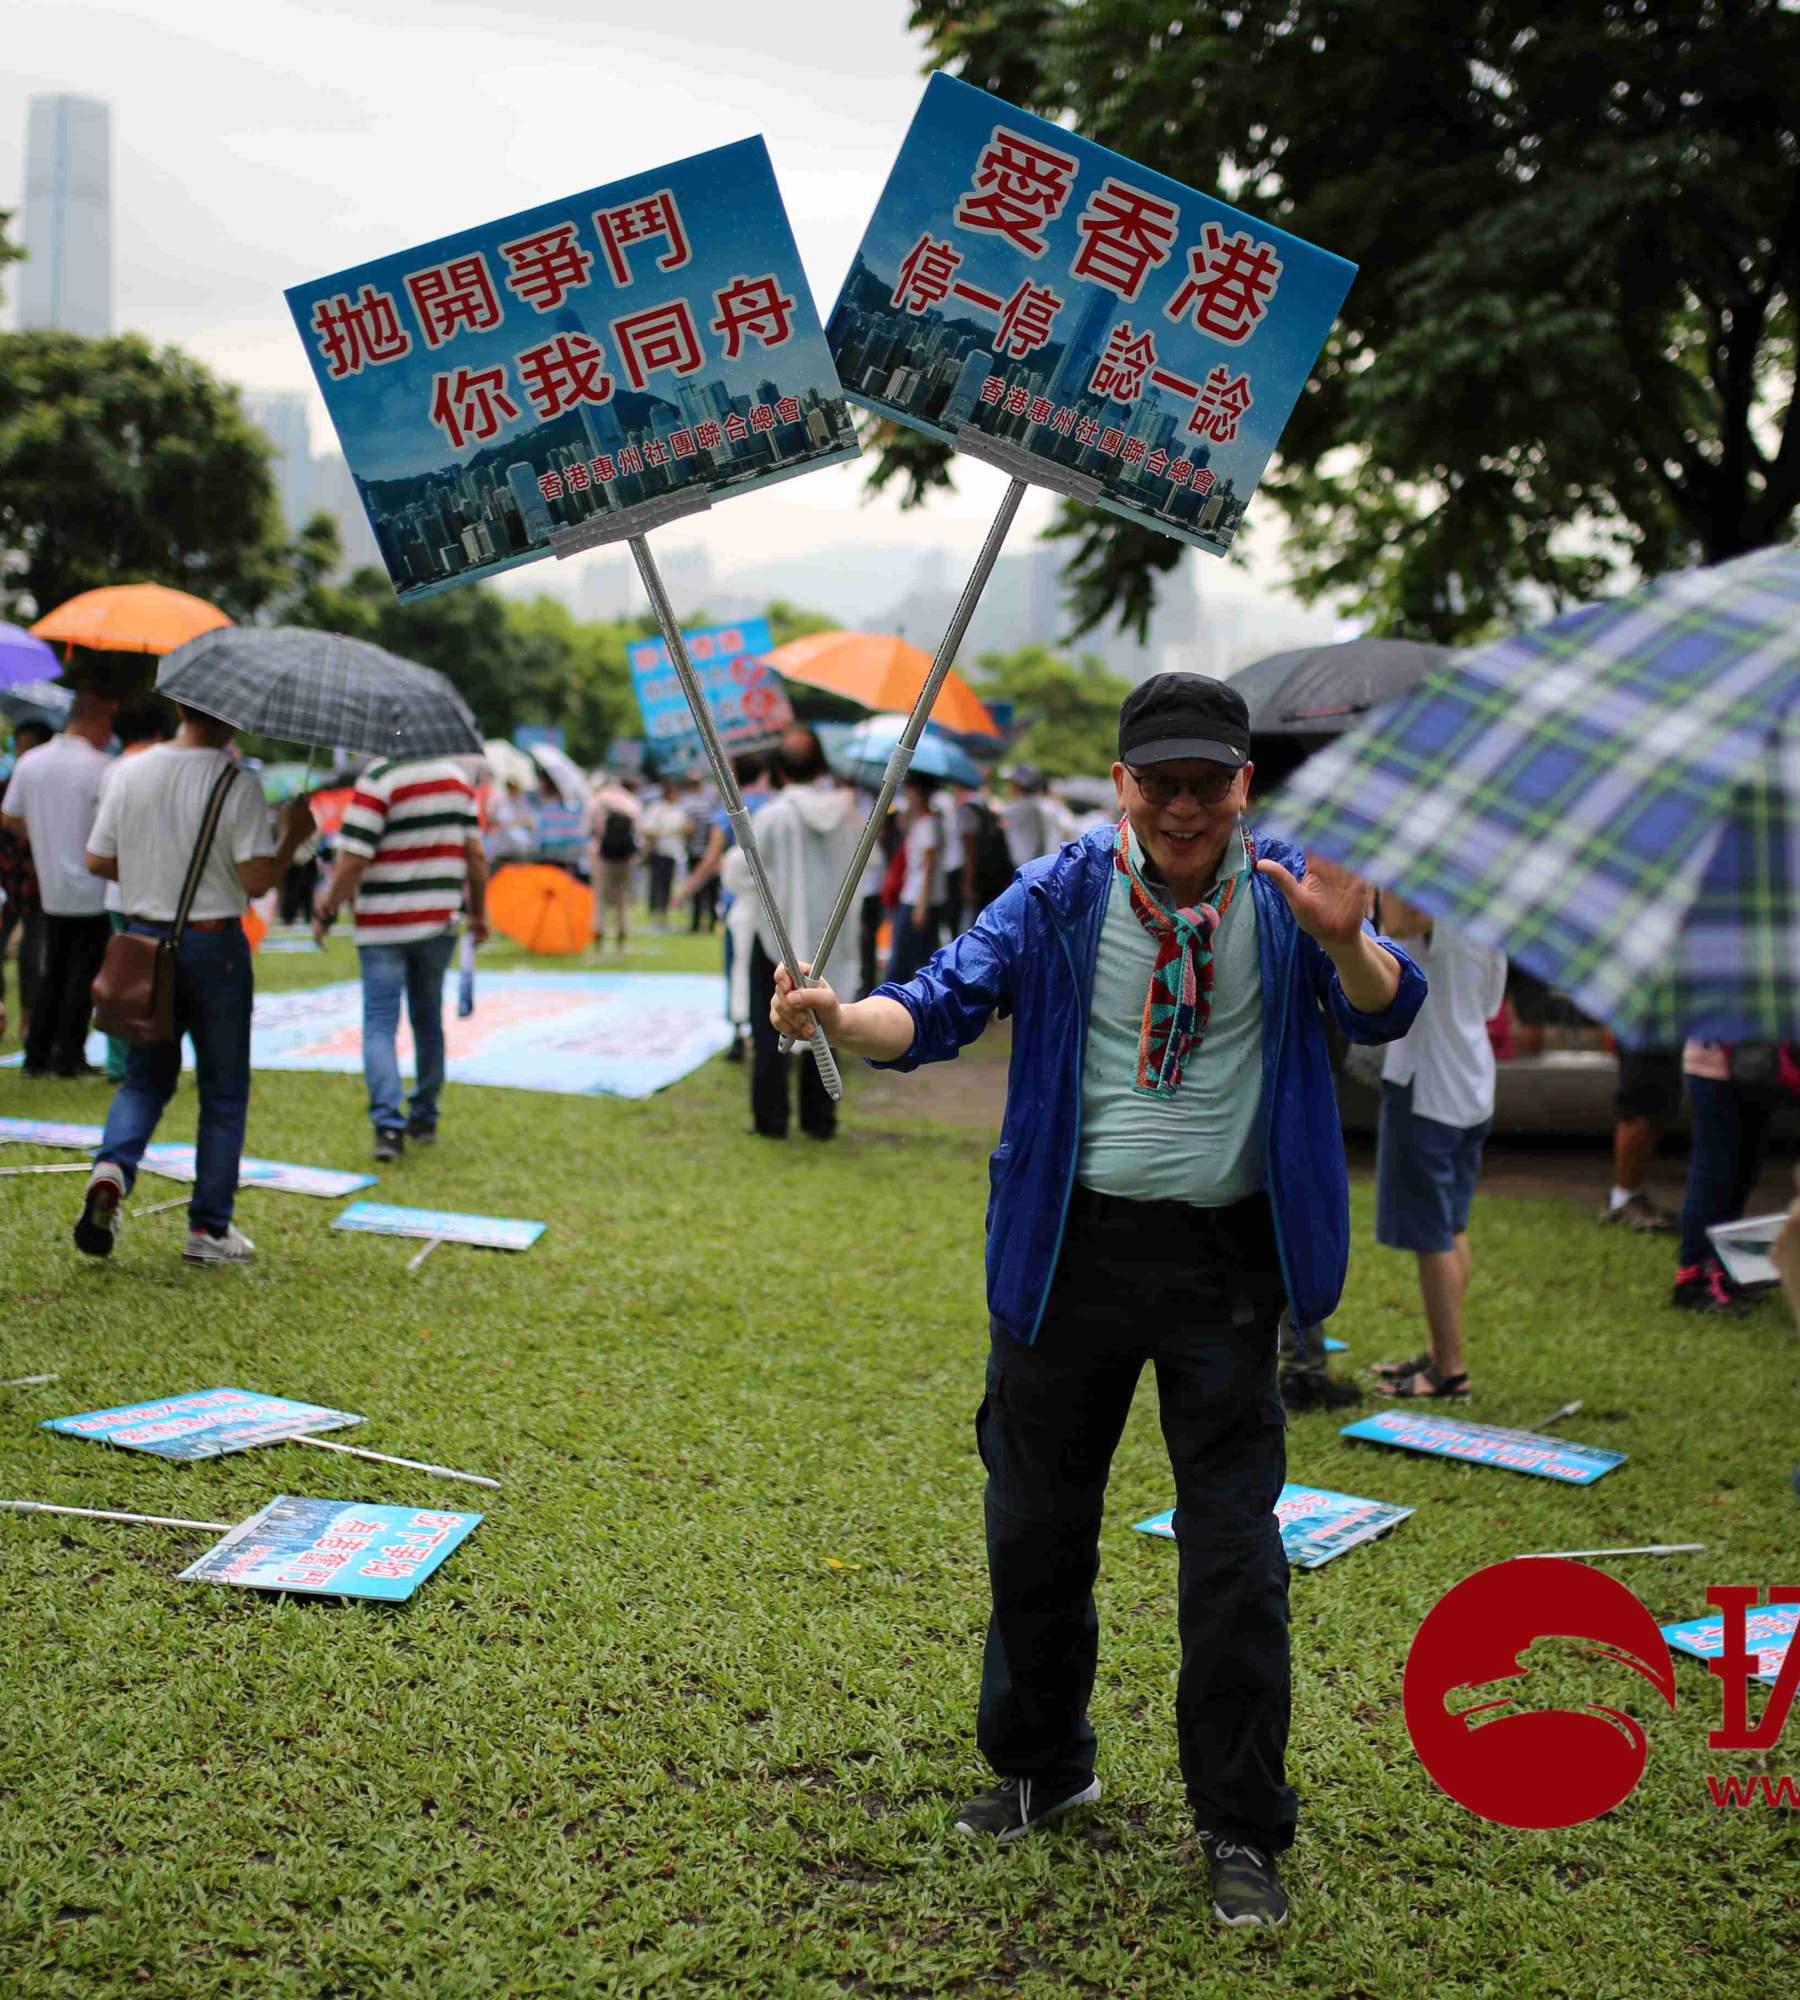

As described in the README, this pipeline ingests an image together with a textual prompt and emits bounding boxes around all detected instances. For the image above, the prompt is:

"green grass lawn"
[1,924,1796,1997]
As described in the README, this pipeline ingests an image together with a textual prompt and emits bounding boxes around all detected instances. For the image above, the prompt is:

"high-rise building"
[1046,286,1113,405]
[507,462,552,544]
[242,390,313,531]
[18,95,112,336]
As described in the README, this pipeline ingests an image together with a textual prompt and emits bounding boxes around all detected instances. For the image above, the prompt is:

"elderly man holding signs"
[774,673,1424,1929]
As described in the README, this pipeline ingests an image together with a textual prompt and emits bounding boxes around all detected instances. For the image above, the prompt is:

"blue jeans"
[1678,1074,1775,1266]
[97,925,253,1235]
[358,931,455,1134]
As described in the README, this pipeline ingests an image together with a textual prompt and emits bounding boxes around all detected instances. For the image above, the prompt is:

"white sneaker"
[183,1224,255,1266]
[73,1164,125,1258]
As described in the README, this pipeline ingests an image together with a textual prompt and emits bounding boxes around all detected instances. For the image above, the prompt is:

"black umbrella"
[1232,639,1451,736]
[156,628,482,759]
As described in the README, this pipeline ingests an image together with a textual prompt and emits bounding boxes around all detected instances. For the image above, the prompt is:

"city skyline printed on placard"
[288,136,858,603]
[828,73,1357,558]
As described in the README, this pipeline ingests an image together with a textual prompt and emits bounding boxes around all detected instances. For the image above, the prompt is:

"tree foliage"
[892,0,1800,642]
[0,332,299,624]
[973,642,1132,776]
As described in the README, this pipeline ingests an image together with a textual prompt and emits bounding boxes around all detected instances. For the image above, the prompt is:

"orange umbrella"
[32,583,232,657]
[487,864,593,956]
[768,631,998,736]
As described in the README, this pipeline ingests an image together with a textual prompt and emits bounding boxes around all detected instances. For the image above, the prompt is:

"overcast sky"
[3,0,1318,611]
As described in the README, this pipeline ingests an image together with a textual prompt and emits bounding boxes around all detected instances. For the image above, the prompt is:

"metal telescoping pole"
[627,534,844,1101]
[778,476,1028,1052]
[0,1499,236,1533]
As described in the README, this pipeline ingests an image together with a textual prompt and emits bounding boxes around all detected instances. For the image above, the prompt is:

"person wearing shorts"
[1369,898,1508,1402]
[1604,1047,1683,1231]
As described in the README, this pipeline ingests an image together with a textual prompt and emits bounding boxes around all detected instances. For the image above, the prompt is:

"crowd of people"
[2,665,1797,1931]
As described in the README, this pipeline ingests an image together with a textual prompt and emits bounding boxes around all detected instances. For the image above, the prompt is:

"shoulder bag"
[91,762,241,1047]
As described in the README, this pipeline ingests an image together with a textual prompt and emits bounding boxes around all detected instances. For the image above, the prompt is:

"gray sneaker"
[1200,1835,1289,1929]
[184,1224,255,1266]
[1601,1190,1676,1233]
[953,1775,1101,1842]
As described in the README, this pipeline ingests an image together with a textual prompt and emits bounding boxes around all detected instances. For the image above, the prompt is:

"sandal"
[1375,1363,1470,1401]
[1369,1351,1431,1383]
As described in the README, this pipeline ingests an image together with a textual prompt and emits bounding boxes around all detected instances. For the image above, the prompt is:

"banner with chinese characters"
[332,1202,545,1251]
[1135,1483,1412,1570]
[288,140,858,602]
[830,72,1356,555]
[1664,1602,1797,1687]
[1340,1410,1627,1485]
[181,1496,480,1602]
[0,1117,376,1197]
[43,1388,363,1461]
[626,615,790,770]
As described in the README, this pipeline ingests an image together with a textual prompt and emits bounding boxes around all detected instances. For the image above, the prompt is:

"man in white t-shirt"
[0,688,118,1075]
[72,703,313,1267]
[1369,894,1509,1402]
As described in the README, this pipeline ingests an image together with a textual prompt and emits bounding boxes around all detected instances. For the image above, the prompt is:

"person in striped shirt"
[314,757,488,1162]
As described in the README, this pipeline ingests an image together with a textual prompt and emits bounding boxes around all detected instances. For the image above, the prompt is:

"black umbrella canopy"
[1231,639,1451,737]
[156,628,483,759]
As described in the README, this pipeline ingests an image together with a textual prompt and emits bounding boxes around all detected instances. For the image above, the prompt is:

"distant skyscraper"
[1047,286,1113,405]
[242,390,313,531]
[18,94,112,335]
[507,462,552,543]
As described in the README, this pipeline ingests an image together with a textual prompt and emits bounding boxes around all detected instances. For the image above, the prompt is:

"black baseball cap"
[1118,673,1251,769]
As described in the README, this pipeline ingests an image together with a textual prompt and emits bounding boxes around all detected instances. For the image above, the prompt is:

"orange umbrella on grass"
[488,864,593,956]
[767,631,998,737]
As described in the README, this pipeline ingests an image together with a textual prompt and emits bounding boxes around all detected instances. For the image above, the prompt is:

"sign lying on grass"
[830,71,1355,554]
[290,139,857,602]
[43,1388,362,1461]
[1707,1214,1784,1290]
[1340,1409,1626,1485]
[1135,1483,1412,1569]
[0,1119,376,1197]
[181,1496,480,1601]
[627,615,789,770]
[332,1203,545,1252]
[1663,1601,1797,1687]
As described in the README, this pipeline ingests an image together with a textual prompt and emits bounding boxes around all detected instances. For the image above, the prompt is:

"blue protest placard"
[1340,1409,1626,1485]
[289,139,858,602]
[830,72,1355,555]
[1663,1603,1796,1687]
[0,1117,377,1197]
[43,1388,362,1461]
[627,615,791,770]
[181,1496,480,1602]
[332,1202,544,1251]
[1135,1483,1412,1570]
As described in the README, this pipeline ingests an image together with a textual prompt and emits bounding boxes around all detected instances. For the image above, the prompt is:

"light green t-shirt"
[1077,825,1265,1206]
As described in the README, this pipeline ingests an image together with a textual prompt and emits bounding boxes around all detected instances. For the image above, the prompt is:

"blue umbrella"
[1261,546,1800,1043]
[0,623,59,690]
[0,677,74,726]
[834,715,983,789]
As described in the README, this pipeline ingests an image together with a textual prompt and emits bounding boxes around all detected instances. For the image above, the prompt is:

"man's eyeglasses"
[1125,764,1239,807]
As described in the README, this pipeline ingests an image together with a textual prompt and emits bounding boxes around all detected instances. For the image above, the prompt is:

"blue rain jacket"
[870,826,1426,1342]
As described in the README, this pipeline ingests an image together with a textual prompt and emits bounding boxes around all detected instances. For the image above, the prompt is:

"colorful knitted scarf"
[1114,815,1250,1097]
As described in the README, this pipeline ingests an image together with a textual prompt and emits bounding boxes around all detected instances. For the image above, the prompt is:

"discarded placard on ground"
[180,1495,481,1601]
[1339,1409,1626,1484]
[0,1118,376,1198]
[1663,1600,1796,1687]
[41,1385,498,1488]
[1135,1482,1412,1569]
[1707,1214,1785,1289]
[43,1388,362,1460]
[332,1202,545,1252]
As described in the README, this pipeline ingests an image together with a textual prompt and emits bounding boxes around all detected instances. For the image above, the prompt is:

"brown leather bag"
[91,763,241,1047]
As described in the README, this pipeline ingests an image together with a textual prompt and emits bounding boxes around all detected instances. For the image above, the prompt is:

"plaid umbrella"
[0,678,73,726]
[156,628,482,759]
[1259,547,1800,1044]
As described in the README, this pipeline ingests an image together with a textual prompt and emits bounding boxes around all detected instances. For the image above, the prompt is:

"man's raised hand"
[1255,851,1372,947]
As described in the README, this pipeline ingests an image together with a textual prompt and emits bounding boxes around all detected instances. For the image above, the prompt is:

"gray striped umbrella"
[156,628,482,758]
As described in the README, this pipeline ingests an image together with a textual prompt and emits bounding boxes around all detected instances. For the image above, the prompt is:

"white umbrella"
[527,741,588,807]
[482,739,538,791]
